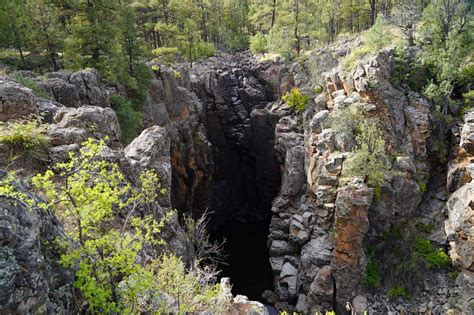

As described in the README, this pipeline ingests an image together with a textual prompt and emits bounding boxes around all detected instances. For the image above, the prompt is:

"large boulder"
[124,126,172,208]
[48,105,121,146]
[0,172,76,314]
[0,76,38,122]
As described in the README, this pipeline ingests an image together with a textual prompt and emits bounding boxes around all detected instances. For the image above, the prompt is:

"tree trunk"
[12,28,25,65]
[294,0,300,56]
[271,0,277,28]
[370,0,377,26]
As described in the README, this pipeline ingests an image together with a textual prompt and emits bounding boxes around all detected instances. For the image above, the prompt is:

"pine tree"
[0,0,31,65]
[27,0,64,71]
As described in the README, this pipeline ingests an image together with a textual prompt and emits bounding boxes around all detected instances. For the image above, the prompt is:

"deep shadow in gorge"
[207,106,283,302]
[192,63,284,302]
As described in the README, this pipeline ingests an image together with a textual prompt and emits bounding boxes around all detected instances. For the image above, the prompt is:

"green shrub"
[391,49,427,91]
[313,85,324,94]
[329,105,365,142]
[418,181,427,193]
[250,33,267,54]
[342,17,399,72]
[387,287,410,299]
[282,87,309,111]
[31,138,227,313]
[363,259,381,288]
[0,117,50,159]
[110,94,142,144]
[415,238,450,268]
[12,72,47,98]
[343,119,392,189]
[382,223,405,241]
[193,41,217,60]
[415,222,434,234]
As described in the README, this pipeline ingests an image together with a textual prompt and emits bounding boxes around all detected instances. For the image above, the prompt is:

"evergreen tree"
[64,0,123,81]
[27,0,64,71]
[0,0,31,65]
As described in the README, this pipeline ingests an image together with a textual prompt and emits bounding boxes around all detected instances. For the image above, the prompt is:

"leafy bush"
[0,117,50,159]
[363,259,381,288]
[415,238,450,268]
[391,49,427,91]
[32,138,226,313]
[0,172,36,207]
[180,210,227,266]
[387,287,410,299]
[193,41,217,59]
[343,119,392,189]
[12,72,47,97]
[267,26,294,59]
[250,33,267,54]
[110,94,142,144]
[282,87,309,111]
[152,253,227,313]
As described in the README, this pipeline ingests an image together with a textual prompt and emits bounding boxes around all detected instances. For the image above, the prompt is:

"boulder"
[0,76,38,121]
[69,69,110,108]
[124,126,172,208]
[38,78,81,108]
[49,106,121,145]
[331,182,373,310]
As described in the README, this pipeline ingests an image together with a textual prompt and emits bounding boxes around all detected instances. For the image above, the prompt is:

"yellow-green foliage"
[0,117,50,159]
[0,172,36,207]
[342,18,402,72]
[152,47,180,64]
[282,87,309,111]
[31,138,223,313]
[151,253,226,313]
[31,138,166,312]
[250,32,267,54]
[343,119,392,189]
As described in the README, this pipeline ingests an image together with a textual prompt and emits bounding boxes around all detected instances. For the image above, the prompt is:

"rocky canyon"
[1,41,473,315]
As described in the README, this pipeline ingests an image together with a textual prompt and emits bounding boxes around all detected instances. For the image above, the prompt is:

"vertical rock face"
[190,53,285,224]
[141,64,214,215]
[445,110,474,312]
[266,47,445,313]
[331,182,373,312]
[0,172,76,314]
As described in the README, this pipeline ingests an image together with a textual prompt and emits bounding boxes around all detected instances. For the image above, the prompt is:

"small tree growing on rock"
[343,119,392,192]
[282,87,309,111]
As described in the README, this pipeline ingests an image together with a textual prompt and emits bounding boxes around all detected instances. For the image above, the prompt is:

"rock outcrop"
[0,171,76,314]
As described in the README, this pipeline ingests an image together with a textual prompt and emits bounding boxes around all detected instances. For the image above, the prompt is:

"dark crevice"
[197,67,282,302]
